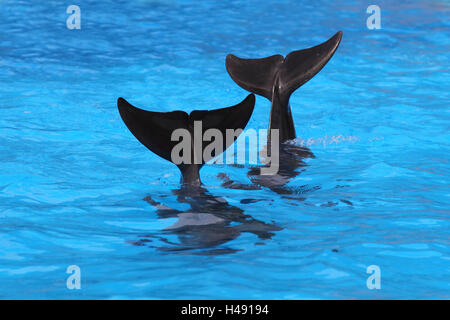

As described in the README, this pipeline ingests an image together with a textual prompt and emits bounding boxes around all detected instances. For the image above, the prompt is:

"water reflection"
[219,143,318,196]
[133,185,282,255]
[130,144,317,254]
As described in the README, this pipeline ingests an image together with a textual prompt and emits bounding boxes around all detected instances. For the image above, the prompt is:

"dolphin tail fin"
[226,31,343,103]
[277,31,343,101]
[117,94,255,184]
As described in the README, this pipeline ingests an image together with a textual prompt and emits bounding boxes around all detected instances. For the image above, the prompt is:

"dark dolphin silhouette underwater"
[117,32,343,252]
[132,185,282,254]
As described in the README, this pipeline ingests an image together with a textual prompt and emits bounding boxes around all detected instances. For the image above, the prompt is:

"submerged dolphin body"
[117,94,255,185]
[226,31,343,144]
[137,185,282,254]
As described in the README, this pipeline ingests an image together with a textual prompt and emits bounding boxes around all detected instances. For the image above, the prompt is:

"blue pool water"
[0,0,449,299]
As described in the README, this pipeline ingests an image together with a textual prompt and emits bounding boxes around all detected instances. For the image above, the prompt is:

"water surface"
[0,0,449,299]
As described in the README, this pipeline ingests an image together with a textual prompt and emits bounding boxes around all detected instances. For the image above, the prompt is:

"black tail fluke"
[118,94,255,185]
[277,31,343,102]
[226,31,342,143]
[226,31,342,103]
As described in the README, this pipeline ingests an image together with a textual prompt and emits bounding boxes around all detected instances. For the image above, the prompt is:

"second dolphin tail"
[226,31,343,143]
[117,94,255,185]
[226,31,343,103]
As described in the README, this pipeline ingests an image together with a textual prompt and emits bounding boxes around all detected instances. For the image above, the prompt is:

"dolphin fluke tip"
[117,97,133,117]
[325,31,343,52]
[117,97,126,107]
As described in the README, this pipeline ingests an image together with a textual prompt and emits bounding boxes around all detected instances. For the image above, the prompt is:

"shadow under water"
[131,185,282,255]
[218,143,319,197]
[129,144,318,255]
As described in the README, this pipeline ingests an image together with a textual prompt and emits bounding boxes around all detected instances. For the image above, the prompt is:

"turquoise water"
[0,0,449,299]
